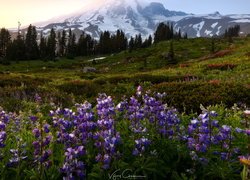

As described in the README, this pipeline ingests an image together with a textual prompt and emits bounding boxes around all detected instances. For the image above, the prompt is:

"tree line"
[224,24,241,38]
[0,22,187,62]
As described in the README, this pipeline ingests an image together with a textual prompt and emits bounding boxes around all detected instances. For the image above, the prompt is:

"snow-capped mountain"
[34,0,250,38]
[174,12,250,37]
[36,0,187,38]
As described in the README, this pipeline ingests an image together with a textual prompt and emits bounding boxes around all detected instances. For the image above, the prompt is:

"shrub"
[206,63,237,70]
[57,80,100,98]
[153,82,250,113]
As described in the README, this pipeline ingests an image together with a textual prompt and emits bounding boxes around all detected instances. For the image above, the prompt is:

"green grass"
[0,37,249,112]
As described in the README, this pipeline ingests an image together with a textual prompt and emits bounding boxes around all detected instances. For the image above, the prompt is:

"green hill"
[0,37,249,112]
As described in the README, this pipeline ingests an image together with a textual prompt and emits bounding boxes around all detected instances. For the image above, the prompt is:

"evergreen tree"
[142,35,152,48]
[98,31,111,54]
[66,29,77,58]
[128,37,135,52]
[170,23,174,39]
[224,25,240,38]
[25,25,39,60]
[58,30,66,56]
[0,28,11,58]
[184,33,188,39]
[154,22,185,43]
[47,28,56,60]
[114,30,127,52]
[167,41,176,64]
[86,34,95,56]
[39,32,47,60]
[134,34,142,49]
[148,35,152,46]
[154,22,171,43]
[177,29,182,40]
[6,33,26,61]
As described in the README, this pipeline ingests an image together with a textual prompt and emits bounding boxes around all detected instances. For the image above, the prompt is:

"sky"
[0,0,250,28]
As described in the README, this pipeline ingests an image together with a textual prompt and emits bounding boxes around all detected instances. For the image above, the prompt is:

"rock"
[83,67,96,73]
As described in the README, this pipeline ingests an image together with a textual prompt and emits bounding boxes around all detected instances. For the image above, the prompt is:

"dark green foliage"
[142,35,152,48]
[6,34,26,61]
[154,22,184,44]
[76,32,95,56]
[134,34,142,49]
[39,33,47,60]
[98,30,128,54]
[66,29,77,59]
[113,29,127,52]
[57,80,99,98]
[98,31,112,54]
[58,30,66,57]
[153,82,250,113]
[211,38,215,53]
[47,28,56,60]
[0,28,11,58]
[25,25,39,60]
[128,37,135,52]
[154,22,173,43]
[167,40,177,64]
[224,25,241,38]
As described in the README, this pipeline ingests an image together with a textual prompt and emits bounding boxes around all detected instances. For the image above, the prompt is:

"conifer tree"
[128,37,135,52]
[98,31,111,54]
[39,32,47,60]
[134,34,142,49]
[59,30,66,56]
[6,33,26,61]
[25,25,39,60]
[0,28,11,58]
[142,35,152,48]
[168,41,176,64]
[47,28,56,60]
[66,29,77,58]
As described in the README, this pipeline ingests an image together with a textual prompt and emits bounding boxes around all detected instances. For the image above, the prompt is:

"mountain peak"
[209,11,221,16]
[33,0,250,39]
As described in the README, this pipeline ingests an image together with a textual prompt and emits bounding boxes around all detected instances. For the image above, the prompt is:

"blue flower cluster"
[95,94,121,169]
[186,110,247,164]
[0,109,9,148]
[0,87,249,179]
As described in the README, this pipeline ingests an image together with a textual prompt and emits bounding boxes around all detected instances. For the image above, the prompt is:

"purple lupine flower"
[245,129,250,136]
[235,127,244,133]
[61,146,85,179]
[29,116,38,122]
[0,131,7,147]
[43,124,50,133]
[136,85,143,97]
[35,93,42,103]
[95,93,121,169]
[32,128,41,138]
[32,121,52,169]
[133,137,151,156]
[0,121,6,130]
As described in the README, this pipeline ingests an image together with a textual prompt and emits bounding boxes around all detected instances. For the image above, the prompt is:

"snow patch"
[205,30,212,35]
[211,22,218,28]
[193,21,205,37]
[216,26,222,36]
[88,57,106,62]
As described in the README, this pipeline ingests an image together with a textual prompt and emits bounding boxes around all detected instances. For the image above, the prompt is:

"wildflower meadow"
[0,86,249,179]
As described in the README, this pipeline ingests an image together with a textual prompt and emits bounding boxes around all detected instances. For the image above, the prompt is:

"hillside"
[0,37,249,112]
